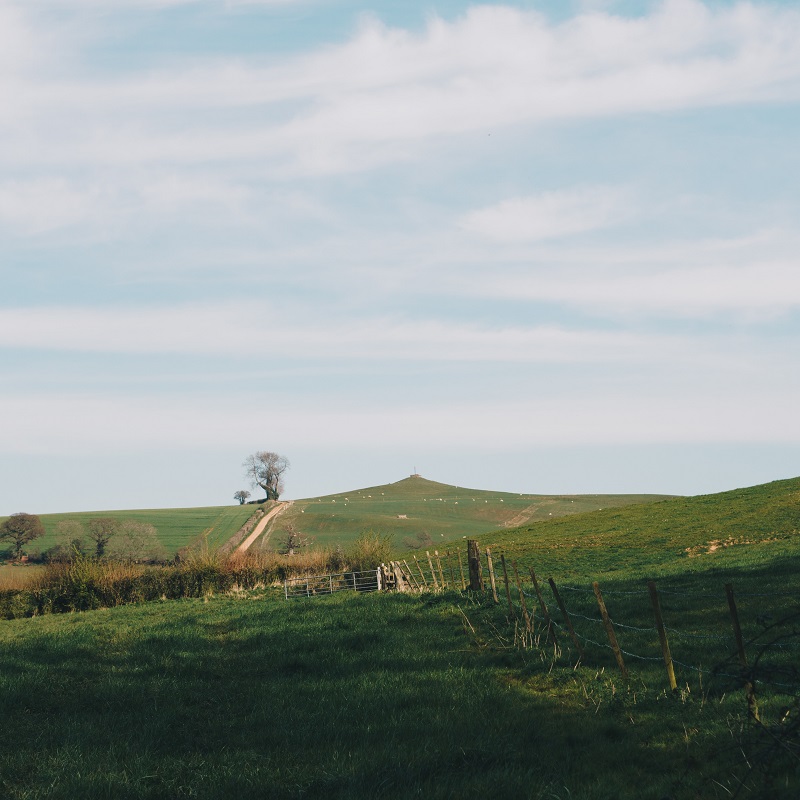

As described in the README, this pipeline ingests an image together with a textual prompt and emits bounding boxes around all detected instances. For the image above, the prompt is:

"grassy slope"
[266,474,670,551]
[0,591,780,800]
[2,505,258,558]
[461,476,800,741]
[474,475,800,582]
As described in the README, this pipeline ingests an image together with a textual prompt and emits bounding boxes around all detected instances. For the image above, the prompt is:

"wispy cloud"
[2,384,798,456]
[3,2,800,175]
[481,262,800,317]
[0,304,686,364]
[461,186,631,242]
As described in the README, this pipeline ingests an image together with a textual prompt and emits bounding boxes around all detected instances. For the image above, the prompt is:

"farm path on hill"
[236,501,292,554]
[503,504,539,528]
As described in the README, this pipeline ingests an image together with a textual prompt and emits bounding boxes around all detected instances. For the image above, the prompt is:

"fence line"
[388,540,800,710]
[282,540,800,709]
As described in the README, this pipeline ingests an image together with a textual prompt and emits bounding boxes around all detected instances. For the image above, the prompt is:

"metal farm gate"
[283,569,382,600]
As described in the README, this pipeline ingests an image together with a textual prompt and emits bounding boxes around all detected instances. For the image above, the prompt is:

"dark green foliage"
[86,517,121,558]
[0,513,45,560]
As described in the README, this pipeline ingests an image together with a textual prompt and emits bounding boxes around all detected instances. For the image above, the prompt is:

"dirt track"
[235,501,292,554]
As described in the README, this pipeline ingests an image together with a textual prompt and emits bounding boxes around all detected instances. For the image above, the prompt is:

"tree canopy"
[0,513,45,560]
[86,517,121,558]
[243,451,290,501]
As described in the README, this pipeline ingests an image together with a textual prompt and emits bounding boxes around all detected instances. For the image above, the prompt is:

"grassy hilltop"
[259,474,671,551]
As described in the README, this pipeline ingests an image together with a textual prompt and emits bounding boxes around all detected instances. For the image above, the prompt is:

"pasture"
[2,589,795,800]
[2,475,669,560]
[261,474,670,552]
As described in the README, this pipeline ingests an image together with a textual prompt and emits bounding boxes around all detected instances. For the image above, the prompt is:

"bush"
[347,531,394,572]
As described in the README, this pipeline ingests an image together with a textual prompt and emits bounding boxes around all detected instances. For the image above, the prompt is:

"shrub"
[347,531,394,572]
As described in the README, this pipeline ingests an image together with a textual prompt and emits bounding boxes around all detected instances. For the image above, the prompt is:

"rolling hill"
[1,475,672,560]
[251,474,673,552]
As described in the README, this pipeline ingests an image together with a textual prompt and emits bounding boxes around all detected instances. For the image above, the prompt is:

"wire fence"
[380,545,800,713]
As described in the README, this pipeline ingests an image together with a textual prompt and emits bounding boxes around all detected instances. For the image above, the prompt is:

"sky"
[1,0,799,514]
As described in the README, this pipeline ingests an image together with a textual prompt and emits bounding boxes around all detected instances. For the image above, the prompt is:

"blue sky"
[1,0,799,514]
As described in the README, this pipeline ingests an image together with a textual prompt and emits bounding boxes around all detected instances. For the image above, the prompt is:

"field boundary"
[371,542,800,724]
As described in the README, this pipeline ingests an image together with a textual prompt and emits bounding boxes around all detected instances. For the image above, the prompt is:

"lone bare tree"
[233,489,251,505]
[243,451,290,501]
[0,513,45,560]
[279,523,308,556]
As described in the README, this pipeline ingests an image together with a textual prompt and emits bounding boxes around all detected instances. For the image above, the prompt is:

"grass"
[3,590,794,800]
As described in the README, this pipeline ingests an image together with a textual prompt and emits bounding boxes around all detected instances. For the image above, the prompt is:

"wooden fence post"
[413,555,428,589]
[548,578,585,662]
[592,582,628,679]
[457,549,466,590]
[648,580,677,691]
[529,567,556,644]
[725,583,759,721]
[467,540,484,591]
[511,561,533,632]
[485,548,499,604]
[402,560,421,591]
[499,554,514,615]
[434,550,446,588]
[446,551,456,588]
[426,551,439,590]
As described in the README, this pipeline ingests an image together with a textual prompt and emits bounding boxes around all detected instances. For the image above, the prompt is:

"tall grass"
[0,565,45,591]
[0,535,391,619]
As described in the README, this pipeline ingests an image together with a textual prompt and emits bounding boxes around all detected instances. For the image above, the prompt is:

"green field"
[1,505,258,560]
[257,474,671,552]
[0,476,798,798]
[0,589,795,800]
[2,475,670,560]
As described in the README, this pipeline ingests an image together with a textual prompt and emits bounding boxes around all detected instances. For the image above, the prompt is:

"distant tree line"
[0,513,164,564]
